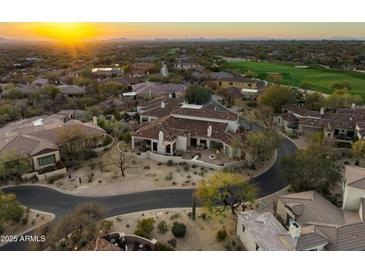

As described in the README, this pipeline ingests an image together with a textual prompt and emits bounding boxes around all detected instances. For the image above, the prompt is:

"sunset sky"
[1,23,365,42]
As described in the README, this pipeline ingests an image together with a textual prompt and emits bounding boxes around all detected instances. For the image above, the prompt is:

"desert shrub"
[166,160,174,166]
[216,228,228,242]
[157,221,169,234]
[200,213,207,220]
[102,135,114,147]
[183,163,190,171]
[157,242,175,251]
[98,220,113,234]
[22,216,29,225]
[119,132,131,143]
[169,213,180,220]
[134,217,155,239]
[167,238,177,247]
[165,173,173,180]
[172,222,187,238]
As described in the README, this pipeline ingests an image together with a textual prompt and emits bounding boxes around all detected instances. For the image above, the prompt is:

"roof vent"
[161,101,165,108]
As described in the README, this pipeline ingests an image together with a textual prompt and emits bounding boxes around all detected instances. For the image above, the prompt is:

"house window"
[218,81,222,86]
[152,142,157,151]
[37,154,56,167]
[166,144,171,154]
[248,83,252,87]
[229,82,233,86]
[242,224,245,232]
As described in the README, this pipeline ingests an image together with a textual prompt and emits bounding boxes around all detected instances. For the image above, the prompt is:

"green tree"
[282,145,342,195]
[0,190,24,224]
[134,218,155,239]
[304,92,325,111]
[267,73,283,84]
[246,130,280,169]
[195,172,256,214]
[352,140,365,159]
[331,81,352,91]
[0,104,22,125]
[38,85,60,100]
[185,84,211,105]
[325,88,363,109]
[245,69,257,78]
[0,150,32,181]
[46,203,104,250]
[258,86,296,113]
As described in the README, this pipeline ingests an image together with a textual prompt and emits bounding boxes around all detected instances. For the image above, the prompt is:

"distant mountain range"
[0,36,364,44]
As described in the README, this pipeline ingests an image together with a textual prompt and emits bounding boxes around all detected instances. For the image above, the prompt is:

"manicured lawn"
[225,61,365,98]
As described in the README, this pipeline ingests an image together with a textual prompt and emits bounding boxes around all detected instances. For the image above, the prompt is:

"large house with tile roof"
[274,187,365,251]
[0,113,106,179]
[275,105,365,144]
[132,102,245,159]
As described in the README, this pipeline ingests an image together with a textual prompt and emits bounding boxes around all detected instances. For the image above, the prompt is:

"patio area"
[181,147,233,166]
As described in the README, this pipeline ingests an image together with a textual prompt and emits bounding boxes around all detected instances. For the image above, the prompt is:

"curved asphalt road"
[1,135,296,251]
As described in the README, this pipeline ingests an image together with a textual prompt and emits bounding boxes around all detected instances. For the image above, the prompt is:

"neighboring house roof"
[208,71,234,80]
[132,82,187,96]
[171,105,239,121]
[278,191,345,225]
[237,210,296,251]
[283,104,365,132]
[100,77,143,85]
[345,165,365,190]
[31,77,48,86]
[0,115,105,158]
[59,85,85,95]
[132,62,155,71]
[2,84,38,96]
[296,225,329,250]
[81,237,122,251]
[278,190,365,251]
[0,135,57,158]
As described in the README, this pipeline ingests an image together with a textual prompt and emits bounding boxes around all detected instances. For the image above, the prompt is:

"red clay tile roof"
[171,106,239,121]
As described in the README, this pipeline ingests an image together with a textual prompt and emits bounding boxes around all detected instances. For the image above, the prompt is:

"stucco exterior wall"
[343,186,365,211]
[236,217,259,251]
[176,136,187,151]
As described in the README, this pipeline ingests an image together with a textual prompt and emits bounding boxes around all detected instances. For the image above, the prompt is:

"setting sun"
[28,23,100,42]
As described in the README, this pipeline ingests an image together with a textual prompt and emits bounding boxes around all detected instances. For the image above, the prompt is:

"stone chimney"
[289,221,301,241]
[158,130,164,146]
[352,103,356,109]
[320,107,325,115]
[161,101,165,108]
[207,125,212,137]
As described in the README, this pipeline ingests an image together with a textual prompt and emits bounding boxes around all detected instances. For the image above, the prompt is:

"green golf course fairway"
[225,61,365,98]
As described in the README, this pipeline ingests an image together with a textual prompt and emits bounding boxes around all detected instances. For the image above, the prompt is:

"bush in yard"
[165,173,173,180]
[157,220,169,234]
[216,228,228,242]
[167,238,177,248]
[166,160,174,166]
[157,242,175,251]
[134,217,155,239]
[172,222,187,238]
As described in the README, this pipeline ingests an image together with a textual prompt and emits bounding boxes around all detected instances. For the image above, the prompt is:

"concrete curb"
[252,149,278,179]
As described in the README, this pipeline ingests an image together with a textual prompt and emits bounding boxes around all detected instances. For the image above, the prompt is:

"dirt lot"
[107,208,243,251]
[37,144,275,196]
[0,209,54,247]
